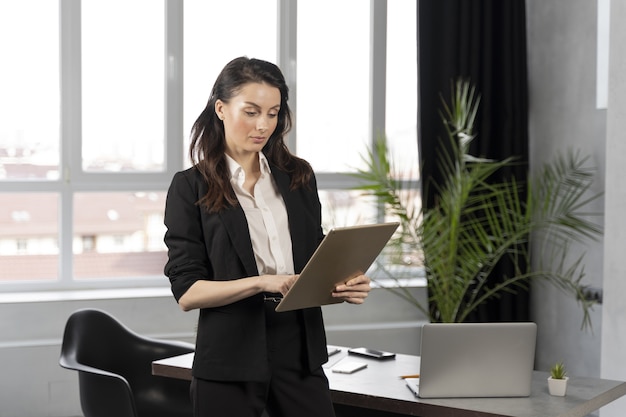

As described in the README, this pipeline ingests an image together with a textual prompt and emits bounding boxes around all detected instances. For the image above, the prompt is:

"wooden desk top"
[152,348,626,417]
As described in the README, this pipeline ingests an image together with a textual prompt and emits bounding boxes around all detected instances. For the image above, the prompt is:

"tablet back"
[417,322,537,398]
[275,222,399,312]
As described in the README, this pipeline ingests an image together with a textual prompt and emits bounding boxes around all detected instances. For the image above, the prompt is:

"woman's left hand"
[332,274,371,304]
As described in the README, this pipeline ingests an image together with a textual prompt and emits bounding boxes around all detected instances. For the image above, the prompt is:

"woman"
[163,56,372,417]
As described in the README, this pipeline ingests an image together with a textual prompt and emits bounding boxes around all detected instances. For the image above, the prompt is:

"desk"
[152,348,626,417]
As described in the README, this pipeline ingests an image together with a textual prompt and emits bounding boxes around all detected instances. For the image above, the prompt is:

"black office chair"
[59,308,195,417]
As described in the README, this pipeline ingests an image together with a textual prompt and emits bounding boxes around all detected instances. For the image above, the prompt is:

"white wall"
[0,286,426,417]
[0,292,197,417]
[600,0,626,415]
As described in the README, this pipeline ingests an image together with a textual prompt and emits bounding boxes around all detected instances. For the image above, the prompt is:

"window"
[296,0,371,173]
[0,0,418,291]
[0,0,60,181]
[0,193,59,281]
[0,1,171,291]
[81,0,165,172]
[183,0,278,145]
[297,0,419,240]
[386,0,419,176]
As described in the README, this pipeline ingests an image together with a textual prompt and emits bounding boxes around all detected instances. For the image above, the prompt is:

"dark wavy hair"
[189,57,312,213]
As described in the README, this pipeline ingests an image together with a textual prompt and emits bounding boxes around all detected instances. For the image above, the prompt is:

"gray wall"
[526,0,605,376]
[527,0,626,415]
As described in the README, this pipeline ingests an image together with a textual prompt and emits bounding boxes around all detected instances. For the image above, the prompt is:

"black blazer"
[164,165,328,381]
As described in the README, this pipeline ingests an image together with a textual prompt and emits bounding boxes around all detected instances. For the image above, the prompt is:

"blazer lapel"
[219,205,259,276]
[217,166,306,277]
[271,168,306,270]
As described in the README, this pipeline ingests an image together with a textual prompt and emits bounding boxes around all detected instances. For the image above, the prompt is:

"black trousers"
[190,303,335,417]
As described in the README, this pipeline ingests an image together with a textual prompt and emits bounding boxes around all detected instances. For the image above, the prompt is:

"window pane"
[319,190,377,232]
[387,0,419,179]
[184,0,278,161]
[0,193,59,281]
[0,1,60,180]
[73,191,167,279]
[297,0,370,173]
[82,0,165,172]
[385,2,421,274]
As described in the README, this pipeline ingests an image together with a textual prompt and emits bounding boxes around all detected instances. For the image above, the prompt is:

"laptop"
[412,322,537,398]
[275,222,399,312]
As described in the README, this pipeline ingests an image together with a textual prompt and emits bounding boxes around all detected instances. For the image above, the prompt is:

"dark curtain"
[417,0,530,322]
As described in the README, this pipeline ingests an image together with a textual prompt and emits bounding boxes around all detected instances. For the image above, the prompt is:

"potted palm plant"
[354,79,602,328]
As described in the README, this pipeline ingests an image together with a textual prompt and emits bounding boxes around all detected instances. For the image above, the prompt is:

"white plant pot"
[548,376,568,396]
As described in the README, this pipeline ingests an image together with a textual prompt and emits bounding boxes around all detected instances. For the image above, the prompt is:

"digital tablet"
[275,222,399,312]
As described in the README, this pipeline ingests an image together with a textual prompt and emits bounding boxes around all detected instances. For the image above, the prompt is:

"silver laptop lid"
[418,322,537,398]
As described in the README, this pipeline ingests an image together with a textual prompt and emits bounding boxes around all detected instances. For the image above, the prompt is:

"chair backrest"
[60,309,142,417]
[60,308,194,417]
[61,309,141,374]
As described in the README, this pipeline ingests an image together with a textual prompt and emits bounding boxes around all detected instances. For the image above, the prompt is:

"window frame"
[1,0,418,293]
[280,1,389,192]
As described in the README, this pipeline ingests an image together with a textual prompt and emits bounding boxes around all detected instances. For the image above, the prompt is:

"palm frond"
[353,78,603,329]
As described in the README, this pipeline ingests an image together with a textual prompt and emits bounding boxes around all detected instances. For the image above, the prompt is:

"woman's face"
[215,82,281,161]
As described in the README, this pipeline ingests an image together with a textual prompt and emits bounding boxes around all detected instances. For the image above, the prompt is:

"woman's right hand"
[178,274,298,311]
[258,274,298,296]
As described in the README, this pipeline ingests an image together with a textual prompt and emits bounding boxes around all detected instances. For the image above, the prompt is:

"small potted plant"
[548,361,568,396]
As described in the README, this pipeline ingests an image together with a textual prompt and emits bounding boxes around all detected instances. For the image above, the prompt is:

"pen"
[400,374,420,379]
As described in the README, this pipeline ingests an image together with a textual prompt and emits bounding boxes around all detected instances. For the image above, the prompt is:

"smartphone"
[348,347,396,360]
[331,360,368,374]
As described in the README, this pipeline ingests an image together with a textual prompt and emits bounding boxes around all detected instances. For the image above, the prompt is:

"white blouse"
[225,153,295,276]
